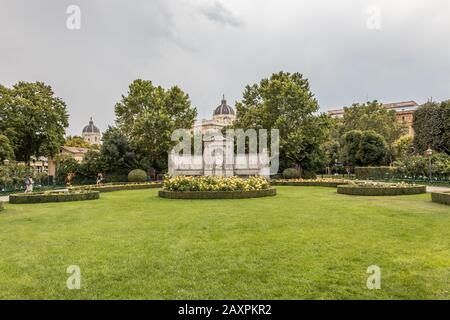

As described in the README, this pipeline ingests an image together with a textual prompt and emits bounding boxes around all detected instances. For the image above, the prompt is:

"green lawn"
[0,187,449,299]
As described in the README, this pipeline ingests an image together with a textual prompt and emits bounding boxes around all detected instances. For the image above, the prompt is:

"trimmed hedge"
[272,180,350,188]
[337,185,426,196]
[431,192,450,206]
[9,191,100,204]
[282,168,300,179]
[128,169,147,182]
[159,188,277,199]
[73,182,162,193]
[355,167,396,180]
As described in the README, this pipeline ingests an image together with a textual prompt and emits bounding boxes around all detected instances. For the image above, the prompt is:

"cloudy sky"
[1,0,449,135]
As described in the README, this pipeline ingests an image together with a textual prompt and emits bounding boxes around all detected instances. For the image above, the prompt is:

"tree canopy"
[413,101,450,154]
[64,136,91,148]
[114,79,197,170]
[0,82,69,163]
[232,71,331,176]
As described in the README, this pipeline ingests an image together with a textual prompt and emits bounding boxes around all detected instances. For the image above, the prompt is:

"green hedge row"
[159,188,277,199]
[9,191,100,204]
[73,183,162,193]
[431,192,450,206]
[355,167,396,180]
[272,180,350,188]
[337,185,426,196]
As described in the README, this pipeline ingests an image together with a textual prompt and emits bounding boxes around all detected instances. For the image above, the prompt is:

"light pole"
[426,148,433,182]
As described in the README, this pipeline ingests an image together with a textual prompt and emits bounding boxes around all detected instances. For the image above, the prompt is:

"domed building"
[82,117,101,145]
[193,95,236,134]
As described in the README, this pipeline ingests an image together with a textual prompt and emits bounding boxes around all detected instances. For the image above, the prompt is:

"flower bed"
[159,188,277,199]
[160,176,275,199]
[71,182,162,193]
[431,192,450,206]
[337,181,426,196]
[272,178,351,188]
[9,190,100,204]
[163,176,271,192]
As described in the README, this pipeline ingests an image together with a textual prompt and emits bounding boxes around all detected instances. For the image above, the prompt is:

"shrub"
[128,169,147,182]
[355,167,396,180]
[159,188,277,199]
[337,182,426,196]
[282,168,300,179]
[431,192,450,206]
[9,190,100,204]
[163,176,270,192]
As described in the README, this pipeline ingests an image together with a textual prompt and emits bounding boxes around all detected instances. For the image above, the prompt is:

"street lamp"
[426,148,433,182]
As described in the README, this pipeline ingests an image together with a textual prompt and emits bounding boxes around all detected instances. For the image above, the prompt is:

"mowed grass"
[0,187,449,299]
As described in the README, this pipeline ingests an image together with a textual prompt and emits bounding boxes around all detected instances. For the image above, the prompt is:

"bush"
[9,190,100,204]
[163,176,270,192]
[355,167,396,180]
[128,169,147,182]
[431,192,450,206]
[282,168,300,179]
[159,188,277,199]
[337,182,426,196]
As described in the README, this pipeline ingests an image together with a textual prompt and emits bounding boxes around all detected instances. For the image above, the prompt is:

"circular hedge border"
[159,188,277,199]
[337,184,426,196]
[9,191,100,204]
[272,180,350,188]
[72,182,162,193]
[431,192,450,206]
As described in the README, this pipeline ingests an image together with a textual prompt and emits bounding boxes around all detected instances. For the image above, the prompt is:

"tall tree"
[339,101,405,162]
[341,130,388,166]
[114,79,197,170]
[0,134,14,162]
[100,126,140,175]
[413,101,450,154]
[0,82,69,163]
[232,71,331,176]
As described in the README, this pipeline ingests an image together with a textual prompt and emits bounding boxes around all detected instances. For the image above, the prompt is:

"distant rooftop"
[328,100,419,117]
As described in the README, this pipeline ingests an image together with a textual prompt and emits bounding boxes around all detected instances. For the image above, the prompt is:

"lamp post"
[426,148,433,182]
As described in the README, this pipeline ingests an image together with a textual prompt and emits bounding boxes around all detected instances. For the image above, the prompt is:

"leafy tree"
[393,135,414,161]
[341,130,364,166]
[99,126,140,175]
[341,130,388,166]
[357,130,387,166]
[339,101,405,163]
[0,134,14,162]
[413,101,450,154]
[0,82,69,163]
[232,71,331,176]
[114,79,197,170]
[64,136,91,148]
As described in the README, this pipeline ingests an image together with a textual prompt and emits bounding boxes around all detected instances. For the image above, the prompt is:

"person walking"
[96,172,104,185]
[24,176,34,193]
